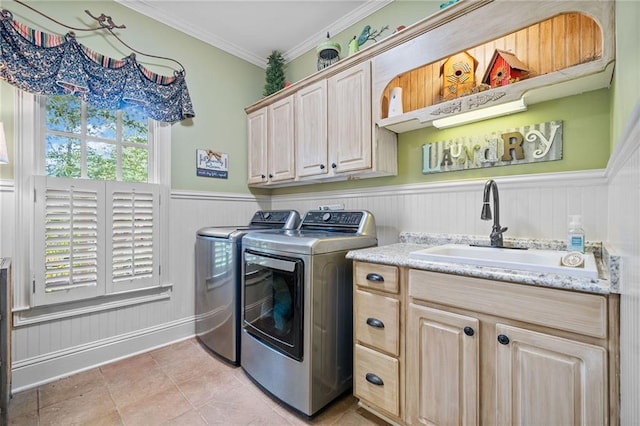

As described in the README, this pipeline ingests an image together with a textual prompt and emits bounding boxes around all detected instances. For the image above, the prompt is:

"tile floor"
[6,338,389,425]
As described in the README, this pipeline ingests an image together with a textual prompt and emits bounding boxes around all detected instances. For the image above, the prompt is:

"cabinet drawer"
[354,344,400,417]
[409,269,608,339]
[355,290,400,356]
[355,262,399,294]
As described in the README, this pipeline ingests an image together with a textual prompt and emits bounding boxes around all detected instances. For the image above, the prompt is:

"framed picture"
[196,149,228,179]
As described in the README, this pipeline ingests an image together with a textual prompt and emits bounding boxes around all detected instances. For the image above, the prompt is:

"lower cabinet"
[406,269,617,426]
[352,262,619,426]
[353,261,403,423]
[406,304,479,426]
[495,323,607,425]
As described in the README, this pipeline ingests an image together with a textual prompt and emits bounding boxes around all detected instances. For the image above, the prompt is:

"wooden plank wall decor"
[422,120,563,174]
[381,13,602,118]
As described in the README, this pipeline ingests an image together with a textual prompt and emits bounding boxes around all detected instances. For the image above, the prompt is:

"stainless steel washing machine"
[195,210,300,364]
[240,210,377,416]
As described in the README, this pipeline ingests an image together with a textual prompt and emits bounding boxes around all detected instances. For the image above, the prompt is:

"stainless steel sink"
[408,244,599,280]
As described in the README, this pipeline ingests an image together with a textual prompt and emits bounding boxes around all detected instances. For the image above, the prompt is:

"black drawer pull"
[497,334,510,345]
[365,373,384,386]
[366,273,384,282]
[366,317,385,328]
[463,326,474,336]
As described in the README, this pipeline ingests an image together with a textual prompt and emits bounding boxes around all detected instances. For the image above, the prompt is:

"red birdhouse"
[482,49,530,88]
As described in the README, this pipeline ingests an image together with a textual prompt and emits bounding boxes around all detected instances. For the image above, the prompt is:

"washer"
[195,210,300,364]
[240,210,377,416]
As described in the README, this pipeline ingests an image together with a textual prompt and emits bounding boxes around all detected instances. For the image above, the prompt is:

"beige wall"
[611,0,640,149]
[286,1,443,84]
[0,0,264,194]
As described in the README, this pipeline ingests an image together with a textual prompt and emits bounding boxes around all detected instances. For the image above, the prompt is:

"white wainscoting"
[2,169,625,396]
[8,190,268,391]
[0,180,15,257]
[607,102,640,426]
[271,171,609,247]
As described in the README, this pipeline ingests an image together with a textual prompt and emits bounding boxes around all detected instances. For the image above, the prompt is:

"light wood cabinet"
[351,259,618,425]
[327,61,372,175]
[246,96,295,185]
[406,269,617,426]
[495,323,607,425]
[353,261,403,423]
[246,61,396,188]
[295,80,328,178]
[406,303,479,426]
[246,107,268,184]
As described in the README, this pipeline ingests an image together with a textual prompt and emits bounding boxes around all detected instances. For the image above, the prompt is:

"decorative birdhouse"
[482,49,530,88]
[440,51,478,101]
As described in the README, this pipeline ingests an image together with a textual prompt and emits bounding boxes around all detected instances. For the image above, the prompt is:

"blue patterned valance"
[0,10,195,123]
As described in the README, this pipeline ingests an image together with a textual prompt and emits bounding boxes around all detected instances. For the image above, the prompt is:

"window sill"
[12,284,173,327]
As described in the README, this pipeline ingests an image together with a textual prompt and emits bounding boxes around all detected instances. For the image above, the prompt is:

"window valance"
[0,10,195,123]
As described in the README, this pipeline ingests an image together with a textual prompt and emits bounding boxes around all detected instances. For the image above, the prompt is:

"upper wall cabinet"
[247,61,397,188]
[247,96,295,186]
[372,0,614,132]
[245,0,613,186]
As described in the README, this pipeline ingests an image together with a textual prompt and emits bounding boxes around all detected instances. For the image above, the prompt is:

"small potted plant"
[263,51,286,97]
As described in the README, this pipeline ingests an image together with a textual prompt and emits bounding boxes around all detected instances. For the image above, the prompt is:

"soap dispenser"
[567,215,585,253]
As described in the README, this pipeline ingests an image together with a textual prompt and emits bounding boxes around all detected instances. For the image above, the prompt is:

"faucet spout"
[481,179,508,247]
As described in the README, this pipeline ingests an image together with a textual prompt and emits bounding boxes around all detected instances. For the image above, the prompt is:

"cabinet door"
[267,96,295,183]
[247,108,268,184]
[495,323,607,425]
[328,61,372,173]
[296,80,328,178]
[406,303,479,426]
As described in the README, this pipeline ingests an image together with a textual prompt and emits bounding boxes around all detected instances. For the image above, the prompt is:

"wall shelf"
[378,60,614,133]
[371,0,615,133]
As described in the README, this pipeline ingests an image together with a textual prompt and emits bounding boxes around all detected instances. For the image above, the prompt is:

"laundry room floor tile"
[6,338,390,425]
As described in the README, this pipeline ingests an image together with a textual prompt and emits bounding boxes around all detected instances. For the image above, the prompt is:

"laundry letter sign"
[422,121,562,174]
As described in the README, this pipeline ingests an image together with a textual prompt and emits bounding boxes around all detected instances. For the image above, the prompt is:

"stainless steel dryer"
[195,210,300,364]
[241,210,377,416]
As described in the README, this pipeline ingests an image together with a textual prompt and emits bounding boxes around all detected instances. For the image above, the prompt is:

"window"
[44,95,151,182]
[13,91,171,311]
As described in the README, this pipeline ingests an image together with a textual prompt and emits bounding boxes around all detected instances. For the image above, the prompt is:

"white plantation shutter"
[106,182,159,293]
[34,177,105,305]
[33,178,160,305]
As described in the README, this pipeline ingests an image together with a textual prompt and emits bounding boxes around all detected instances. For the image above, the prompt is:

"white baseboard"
[11,316,196,392]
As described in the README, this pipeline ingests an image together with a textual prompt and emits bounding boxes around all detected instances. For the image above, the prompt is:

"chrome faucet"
[481,179,508,247]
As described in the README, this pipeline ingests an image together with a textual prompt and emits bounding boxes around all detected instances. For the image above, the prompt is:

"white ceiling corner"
[115,0,393,68]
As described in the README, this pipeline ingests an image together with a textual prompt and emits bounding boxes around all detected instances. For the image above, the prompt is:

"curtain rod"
[9,0,186,75]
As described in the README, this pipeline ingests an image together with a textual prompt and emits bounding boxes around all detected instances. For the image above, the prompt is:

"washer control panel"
[302,211,364,227]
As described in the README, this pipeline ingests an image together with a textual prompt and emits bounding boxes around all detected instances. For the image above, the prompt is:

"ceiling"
[116,0,392,68]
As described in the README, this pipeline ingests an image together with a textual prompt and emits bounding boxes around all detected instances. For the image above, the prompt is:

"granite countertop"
[346,233,620,295]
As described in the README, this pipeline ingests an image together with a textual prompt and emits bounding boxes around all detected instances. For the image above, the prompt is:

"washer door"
[243,249,304,361]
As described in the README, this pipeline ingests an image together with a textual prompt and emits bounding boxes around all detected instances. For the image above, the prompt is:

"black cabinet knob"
[320,164,325,170]
[331,163,337,169]
[365,373,384,386]
[497,334,510,345]
[261,174,266,179]
[268,173,273,178]
[463,326,474,337]
[365,273,384,282]
[366,317,385,329]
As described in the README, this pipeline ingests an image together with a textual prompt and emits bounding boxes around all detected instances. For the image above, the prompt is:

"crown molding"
[116,0,392,68]
[283,0,393,64]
